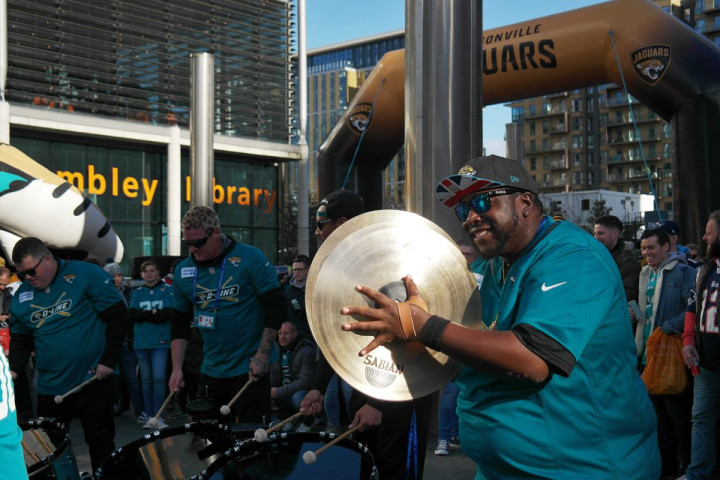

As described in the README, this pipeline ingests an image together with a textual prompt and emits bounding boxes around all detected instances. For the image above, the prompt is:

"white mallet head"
[302,451,316,465]
[54,395,63,404]
[254,428,268,442]
[147,417,158,429]
[220,405,231,416]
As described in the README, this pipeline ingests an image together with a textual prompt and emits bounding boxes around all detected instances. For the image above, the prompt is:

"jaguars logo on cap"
[632,45,670,86]
[457,165,477,176]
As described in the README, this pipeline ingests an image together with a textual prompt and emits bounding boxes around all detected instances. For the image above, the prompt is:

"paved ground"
[64,408,477,478]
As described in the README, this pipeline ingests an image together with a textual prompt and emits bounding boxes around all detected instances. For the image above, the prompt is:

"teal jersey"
[462,219,659,479]
[129,282,172,349]
[10,260,123,395]
[172,241,280,378]
[0,353,26,479]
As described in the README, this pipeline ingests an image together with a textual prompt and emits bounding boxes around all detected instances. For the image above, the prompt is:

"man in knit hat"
[169,206,286,424]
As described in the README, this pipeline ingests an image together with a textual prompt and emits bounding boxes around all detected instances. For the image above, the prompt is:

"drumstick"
[254,411,304,442]
[146,391,176,428]
[54,375,97,404]
[21,440,41,463]
[220,377,253,416]
[302,425,359,464]
[31,429,54,455]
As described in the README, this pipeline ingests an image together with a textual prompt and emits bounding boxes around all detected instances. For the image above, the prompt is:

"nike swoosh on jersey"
[541,281,567,292]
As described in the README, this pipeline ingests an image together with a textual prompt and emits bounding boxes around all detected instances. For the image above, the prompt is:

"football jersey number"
[139,300,164,311]
[701,289,718,334]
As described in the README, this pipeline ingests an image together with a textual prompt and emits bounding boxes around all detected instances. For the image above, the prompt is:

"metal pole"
[0,0,9,144]
[0,0,6,101]
[406,0,482,237]
[167,125,181,254]
[297,0,310,256]
[190,53,215,208]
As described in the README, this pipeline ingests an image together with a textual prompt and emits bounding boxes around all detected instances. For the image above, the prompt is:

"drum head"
[96,422,234,480]
[21,417,79,479]
[199,431,376,480]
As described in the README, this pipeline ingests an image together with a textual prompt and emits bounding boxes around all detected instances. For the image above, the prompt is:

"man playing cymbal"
[340,155,661,479]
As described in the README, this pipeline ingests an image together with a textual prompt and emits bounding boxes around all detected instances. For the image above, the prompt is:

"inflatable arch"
[318,0,720,238]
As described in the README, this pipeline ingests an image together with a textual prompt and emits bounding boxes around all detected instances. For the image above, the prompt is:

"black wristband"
[418,315,450,351]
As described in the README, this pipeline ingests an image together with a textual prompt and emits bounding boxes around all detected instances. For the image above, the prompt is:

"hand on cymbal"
[341,275,430,356]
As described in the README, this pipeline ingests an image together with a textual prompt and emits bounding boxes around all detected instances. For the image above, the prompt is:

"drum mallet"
[254,410,304,442]
[54,376,97,404]
[220,377,254,416]
[146,391,176,429]
[302,425,359,465]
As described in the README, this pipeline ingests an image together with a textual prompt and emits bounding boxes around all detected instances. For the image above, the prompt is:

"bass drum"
[198,431,378,480]
[21,417,80,480]
[95,421,237,480]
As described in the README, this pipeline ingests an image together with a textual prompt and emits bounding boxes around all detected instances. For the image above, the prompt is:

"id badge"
[194,311,216,329]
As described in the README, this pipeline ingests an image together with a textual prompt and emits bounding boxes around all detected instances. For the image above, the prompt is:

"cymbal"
[306,210,483,401]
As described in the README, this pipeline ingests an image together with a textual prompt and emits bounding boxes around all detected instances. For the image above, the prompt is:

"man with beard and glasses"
[680,210,720,480]
[169,206,286,424]
[339,155,660,479]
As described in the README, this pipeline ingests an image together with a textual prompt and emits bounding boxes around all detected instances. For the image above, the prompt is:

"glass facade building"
[3,0,298,272]
[7,0,294,141]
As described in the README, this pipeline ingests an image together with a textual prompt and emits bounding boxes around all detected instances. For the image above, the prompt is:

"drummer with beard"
[339,156,661,479]
[300,188,432,480]
[169,206,286,424]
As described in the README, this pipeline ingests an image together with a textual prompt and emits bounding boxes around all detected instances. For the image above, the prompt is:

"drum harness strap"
[405,407,418,480]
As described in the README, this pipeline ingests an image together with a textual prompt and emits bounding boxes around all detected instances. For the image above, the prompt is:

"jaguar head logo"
[631,45,670,86]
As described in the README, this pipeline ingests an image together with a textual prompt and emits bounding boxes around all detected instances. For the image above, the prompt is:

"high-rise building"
[294,30,405,207]
[3,0,299,270]
[506,0,716,223]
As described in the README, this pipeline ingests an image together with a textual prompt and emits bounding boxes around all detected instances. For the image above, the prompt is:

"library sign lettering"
[56,165,277,213]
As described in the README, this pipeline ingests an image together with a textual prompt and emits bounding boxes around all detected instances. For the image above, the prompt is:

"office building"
[3,0,299,271]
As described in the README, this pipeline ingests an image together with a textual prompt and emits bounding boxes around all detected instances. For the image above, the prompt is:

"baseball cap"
[655,220,680,235]
[319,189,363,220]
[435,155,539,208]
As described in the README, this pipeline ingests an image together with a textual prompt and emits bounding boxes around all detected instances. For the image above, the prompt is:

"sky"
[305,0,605,156]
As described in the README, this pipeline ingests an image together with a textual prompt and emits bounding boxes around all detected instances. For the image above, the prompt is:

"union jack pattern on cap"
[435,175,504,208]
[435,155,538,208]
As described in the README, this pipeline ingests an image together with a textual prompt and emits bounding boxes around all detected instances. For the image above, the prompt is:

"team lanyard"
[192,256,228,312]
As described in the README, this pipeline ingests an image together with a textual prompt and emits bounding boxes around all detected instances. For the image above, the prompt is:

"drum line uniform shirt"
[0,352,25,479]
[463,218,660,479]
[172,240,280,378]
[10,260,125,395]
[129,281,172,350]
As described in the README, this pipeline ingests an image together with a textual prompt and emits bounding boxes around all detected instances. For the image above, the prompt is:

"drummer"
[169,206,286,424]
[340,155,661,479]
[300,189,433,480]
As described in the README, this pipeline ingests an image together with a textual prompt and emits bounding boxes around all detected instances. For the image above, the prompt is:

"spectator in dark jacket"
[269,321,316,418]
[594,215,641,304]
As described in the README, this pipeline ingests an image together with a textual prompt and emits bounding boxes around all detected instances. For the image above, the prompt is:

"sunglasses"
[454,189,520,222]
[315,218,335,230]
[182,232,212,248]
[18,255,47,279]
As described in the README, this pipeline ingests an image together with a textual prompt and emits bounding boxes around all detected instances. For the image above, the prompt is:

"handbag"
[641,328,688,395]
